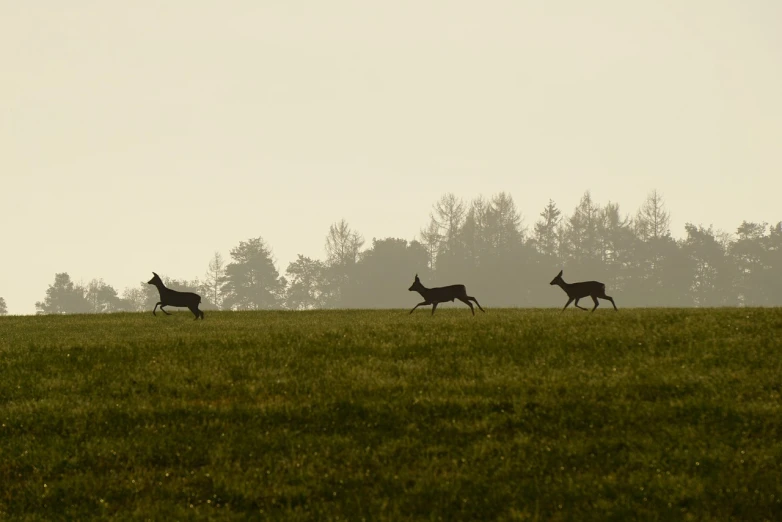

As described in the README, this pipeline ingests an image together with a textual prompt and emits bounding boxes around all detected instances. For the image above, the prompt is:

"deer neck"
[415,286,430,300]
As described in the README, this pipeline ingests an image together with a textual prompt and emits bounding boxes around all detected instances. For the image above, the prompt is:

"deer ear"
[152,272,159,277]
[557,270,563,277]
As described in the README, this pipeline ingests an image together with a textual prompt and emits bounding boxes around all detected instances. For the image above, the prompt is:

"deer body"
[148,272,204,320]
[408,274,485,316]
[550,270,617,312]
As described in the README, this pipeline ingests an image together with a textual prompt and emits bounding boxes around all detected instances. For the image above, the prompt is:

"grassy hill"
[1,308,781,520]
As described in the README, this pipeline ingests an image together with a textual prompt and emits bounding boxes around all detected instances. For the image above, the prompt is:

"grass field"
[1,308,781,521]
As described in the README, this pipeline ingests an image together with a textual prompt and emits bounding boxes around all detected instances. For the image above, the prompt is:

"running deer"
[147,272,205,320]
[549,270,617,312]
[408,274,485,316]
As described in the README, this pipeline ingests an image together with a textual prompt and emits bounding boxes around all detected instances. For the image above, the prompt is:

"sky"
[2,1,781,315]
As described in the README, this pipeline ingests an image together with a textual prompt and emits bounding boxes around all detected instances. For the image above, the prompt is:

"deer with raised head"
[408,274,485,316]
[147,272,204,320]
[550,270,617,312]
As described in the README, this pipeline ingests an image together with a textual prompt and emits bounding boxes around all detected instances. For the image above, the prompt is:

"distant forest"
[9,190,782,315]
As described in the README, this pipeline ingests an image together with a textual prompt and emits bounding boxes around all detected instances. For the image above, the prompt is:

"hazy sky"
[2,1,781,315]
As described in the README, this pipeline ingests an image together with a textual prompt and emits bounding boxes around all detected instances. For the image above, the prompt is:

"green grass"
[1,308,781,521]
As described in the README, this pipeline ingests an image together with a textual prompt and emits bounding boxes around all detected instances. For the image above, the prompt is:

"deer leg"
[591,296,600,312]
[431,302,439,316]
[188,306,200,320]
[562,298,574,312]
[160,305,172,316]
[458,297,475,315]
[410,302,428,314]
[603,295,618,311]
[468,296,485,313]
[574,298,588,311]
[152,302,160,316]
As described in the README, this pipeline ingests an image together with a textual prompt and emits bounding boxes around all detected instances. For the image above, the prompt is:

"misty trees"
[121,286,150,312]
[533,200,562,262]
[429,193,467,281]
[0,297,7,316]
[322,219,365,307]
[85,279,127,313]
[563,191,603,271]
[221,237,285,310]
[285,255,326,310]
[18,189,781,312]
[351,238,430,308]
[635,190,671,242]
[731,221,782,305]
[204,251,226,310]
[682,224,736,306]
[419,218,441,274]
[325,219,364,267]
[431,193,466,255]
[35,273,91,314]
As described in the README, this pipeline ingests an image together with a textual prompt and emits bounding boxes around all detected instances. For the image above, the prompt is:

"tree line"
[17,190,782,315]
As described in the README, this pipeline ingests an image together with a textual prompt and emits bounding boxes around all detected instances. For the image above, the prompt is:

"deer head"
[408,274,424,292]
[550,270,564,285]
[147,272,163,286]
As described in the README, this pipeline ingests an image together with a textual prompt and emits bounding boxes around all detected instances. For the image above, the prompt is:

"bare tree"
[419,217,442,272]
[431,193,466,254]
[204,251,226,310]
[325,219,364,267]
[635,190,671,241]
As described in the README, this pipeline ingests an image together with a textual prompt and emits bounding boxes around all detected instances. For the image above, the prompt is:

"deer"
[408,274,485,316]
[147,272,204,320]
[549,270,617,312]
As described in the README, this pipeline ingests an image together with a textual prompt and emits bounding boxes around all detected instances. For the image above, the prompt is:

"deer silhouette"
[147,272,204,320]
[550,270,617,312]
[408,274,485,316]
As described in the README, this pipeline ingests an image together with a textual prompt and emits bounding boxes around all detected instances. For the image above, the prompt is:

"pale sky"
[2,1,781,315]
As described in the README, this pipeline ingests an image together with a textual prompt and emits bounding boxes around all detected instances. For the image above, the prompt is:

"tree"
[350,238,430,308]
[418,217,442,274]
[562,191,602,271]
[488,191,524,252]
[85,279,125,313]
[430,193,466,256]
[730,221,779,305]
[35,273,91,314]
[221,237,285,310]
[325,219,364,267]
[323,219,364,307]
[765,222,782,305]
[635,190,671,241]
[533,199,562,260]
[431,194,469,284]
[597,202,636,294]
[285,255,327,310]
[204,251,226,310]
[457,196,489,271]
[121,286,150,312]
[0,297,7,316]
[682,224,737,306]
